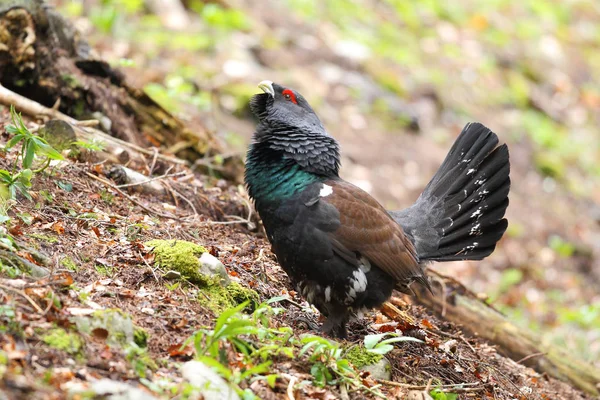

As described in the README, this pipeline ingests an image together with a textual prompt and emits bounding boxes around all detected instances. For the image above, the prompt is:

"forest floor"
[1,0,599,399]
[0,108,592,400]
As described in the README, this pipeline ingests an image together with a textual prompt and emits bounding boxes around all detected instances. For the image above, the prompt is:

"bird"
[245,80,510,338]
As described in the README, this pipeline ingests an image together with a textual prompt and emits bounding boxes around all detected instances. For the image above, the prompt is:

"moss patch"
[345,345,383,368]
[75,309,146,348]
[146,239,259,313]
[145,239,208,284]
[60,256,78,272]
[42,328,83,355]
[28,233,58,244]
[198,279,259,313]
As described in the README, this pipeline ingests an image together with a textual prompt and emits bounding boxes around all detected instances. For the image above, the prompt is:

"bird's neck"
[245,142,323,206]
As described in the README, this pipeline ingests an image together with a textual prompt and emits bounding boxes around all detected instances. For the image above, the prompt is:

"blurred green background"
[52,0,600,364]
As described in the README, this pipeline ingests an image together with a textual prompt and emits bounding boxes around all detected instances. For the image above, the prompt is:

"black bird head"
[250,81,326,135]
[248,81,340,176]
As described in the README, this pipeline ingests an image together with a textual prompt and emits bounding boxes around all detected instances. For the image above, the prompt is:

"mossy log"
[415,274,600,396]
[0,0,242,179]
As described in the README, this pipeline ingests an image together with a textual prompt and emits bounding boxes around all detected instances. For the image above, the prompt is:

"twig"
[516,352,545,365]
[0,283,44,313]
[116,171,186,188]
[83,170,181,221]
[138,251,159,283]
[376,379,483,392]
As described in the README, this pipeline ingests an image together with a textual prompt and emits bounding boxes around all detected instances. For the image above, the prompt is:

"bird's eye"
[282,89,298,104]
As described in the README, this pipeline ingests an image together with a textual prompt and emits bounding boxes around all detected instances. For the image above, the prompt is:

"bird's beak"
[258,80,275,98]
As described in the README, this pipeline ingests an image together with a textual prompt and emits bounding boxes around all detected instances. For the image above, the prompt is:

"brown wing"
[322,179,425,285]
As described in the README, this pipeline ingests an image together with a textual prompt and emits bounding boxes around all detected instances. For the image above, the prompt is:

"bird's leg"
[320,307,349,339]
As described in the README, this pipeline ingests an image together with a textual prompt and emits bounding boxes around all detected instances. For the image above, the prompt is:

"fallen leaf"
[52,221,65,234]
[92,328,109,341]
[168,343,194,357]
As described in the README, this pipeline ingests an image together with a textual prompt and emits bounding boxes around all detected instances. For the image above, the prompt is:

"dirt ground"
[0,106,593,399]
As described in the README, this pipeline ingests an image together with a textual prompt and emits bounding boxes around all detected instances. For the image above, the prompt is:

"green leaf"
[23,139,36,169]
[196,356,233,379]
[265,374,277,388]
[36,141,64,160]
[367,344,394,354]
[0,214,10,224]
[363,333,388,349]
[16,212,33,225]
[5,134,24,149]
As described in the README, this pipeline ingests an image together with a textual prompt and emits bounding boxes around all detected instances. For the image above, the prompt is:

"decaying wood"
[0,0,243,180]
[414,272,600,396]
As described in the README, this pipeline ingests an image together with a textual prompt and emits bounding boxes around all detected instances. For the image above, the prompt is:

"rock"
[181,361,240,400]
[360,357,391,381]
[199,252,230,285]
[88,379,158,400]
[163,270,181,280]
[74,309,148,348]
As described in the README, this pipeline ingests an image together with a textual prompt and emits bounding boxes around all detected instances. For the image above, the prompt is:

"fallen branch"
[83,170,182,221]
[414,271,600,396]
[0,83,186,166]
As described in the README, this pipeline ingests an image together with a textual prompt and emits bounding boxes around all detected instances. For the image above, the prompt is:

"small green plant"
[1,106,63,202]
[430,389,458,400]
[363,332,423,355]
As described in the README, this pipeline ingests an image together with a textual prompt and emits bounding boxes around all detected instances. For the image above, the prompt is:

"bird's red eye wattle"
[282,89,298,104]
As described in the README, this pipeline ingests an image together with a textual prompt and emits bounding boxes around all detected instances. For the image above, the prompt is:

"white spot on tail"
[469,223,481,236]
[319,184,333,197]
[470,208,483,218]
[467,168,476,175]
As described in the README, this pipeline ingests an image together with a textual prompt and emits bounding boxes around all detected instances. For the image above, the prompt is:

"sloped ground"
[0,109,591,399]
[1,0,599,398]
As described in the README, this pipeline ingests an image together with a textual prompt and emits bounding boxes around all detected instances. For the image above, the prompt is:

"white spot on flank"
[325,286,332,302]
[458,204,462,211]
[475,179,486,185]
[467,168,476,175]
[352,269,368,293]
[319,184,333,197]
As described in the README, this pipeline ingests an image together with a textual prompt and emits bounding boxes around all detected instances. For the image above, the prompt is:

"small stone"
[163,270,181,280]
[88,378,157,400]
[181,361,240,400]
[199,252,230,285]
[360,357,391,381]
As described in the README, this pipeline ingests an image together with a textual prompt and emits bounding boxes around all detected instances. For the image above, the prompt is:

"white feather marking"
[469,223,481,236]
[470,208,482,218]
[458,204,461,211]
[352,270,368,293]
[325,286,331,302]
[467,168,476,175]
[319,184,333,197]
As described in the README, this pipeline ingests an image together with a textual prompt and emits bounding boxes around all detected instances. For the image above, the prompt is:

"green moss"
[133,327,149,348]
[145,239,207,284]
[60,256,78,272]
[197,278,259,313]
[42,328,83,355]
[28,233,58,244]
[345,345,383,368]
[146,239,259,313]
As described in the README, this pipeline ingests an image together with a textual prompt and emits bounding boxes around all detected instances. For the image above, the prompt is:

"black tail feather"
[390,123,510,262]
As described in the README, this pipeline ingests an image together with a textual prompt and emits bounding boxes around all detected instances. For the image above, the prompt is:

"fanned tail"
[391,122,510,261]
